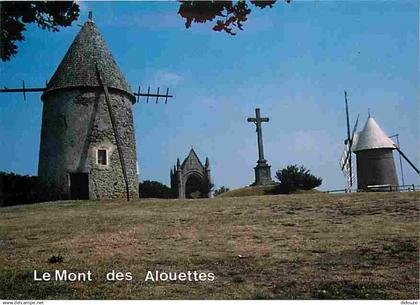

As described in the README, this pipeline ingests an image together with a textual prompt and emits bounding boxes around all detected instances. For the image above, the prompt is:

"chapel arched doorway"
[185,174,203,199]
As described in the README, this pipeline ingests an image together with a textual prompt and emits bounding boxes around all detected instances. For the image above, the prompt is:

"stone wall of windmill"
[38,18,138,200]
[352,117,398,190]
[39,90,138,199]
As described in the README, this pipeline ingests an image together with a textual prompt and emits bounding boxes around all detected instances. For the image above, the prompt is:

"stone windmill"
[340,92,419,191]
[1,13,173,200]
[351,116,399,190]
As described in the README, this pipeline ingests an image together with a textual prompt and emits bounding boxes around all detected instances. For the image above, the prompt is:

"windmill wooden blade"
[340,143,351,171]
[343,90,354,187]
[341,114,359,171]
[0,82,174,104]
[96,66,131,201]
[136,85,141,103]
[394,145,420,175]
[389,134,405,185]
[0,81,46,101]
[132,85,173,104]
[349,114,359,148]
[165,88,169,104]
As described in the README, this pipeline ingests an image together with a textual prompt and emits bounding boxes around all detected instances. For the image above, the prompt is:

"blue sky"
[0,1,418,190]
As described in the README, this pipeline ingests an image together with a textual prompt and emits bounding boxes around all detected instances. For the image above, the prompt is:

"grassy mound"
[217,184,278,197]
[218,184,320,198]
[0,192,418,299]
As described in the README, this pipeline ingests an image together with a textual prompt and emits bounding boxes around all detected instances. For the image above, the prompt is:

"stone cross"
[247,108,273,186]
[247,108,269,162]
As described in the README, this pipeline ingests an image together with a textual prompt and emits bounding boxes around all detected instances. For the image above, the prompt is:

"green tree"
[178,0,290,36]
[139,180,173,199]
[275,165,322,194]
[0,1,80,61]
[199,179,214,198]
[214,186,230,196]
[0,172,43,206]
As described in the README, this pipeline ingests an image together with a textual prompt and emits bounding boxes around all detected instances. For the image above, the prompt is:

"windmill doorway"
[69,173,89,200]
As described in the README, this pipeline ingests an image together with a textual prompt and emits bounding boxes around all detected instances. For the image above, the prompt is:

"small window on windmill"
[97,149,108,165]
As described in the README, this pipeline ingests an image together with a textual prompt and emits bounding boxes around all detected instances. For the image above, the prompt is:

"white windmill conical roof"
[353,117,396,152]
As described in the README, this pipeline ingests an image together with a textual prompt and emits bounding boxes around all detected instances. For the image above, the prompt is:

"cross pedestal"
[247,108,274,186]
[254,160,273,186]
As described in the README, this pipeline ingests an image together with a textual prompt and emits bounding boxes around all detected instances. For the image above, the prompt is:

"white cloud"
[154,71,184,87]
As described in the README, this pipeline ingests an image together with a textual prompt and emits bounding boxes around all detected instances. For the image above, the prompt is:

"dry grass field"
[0,192,418,300]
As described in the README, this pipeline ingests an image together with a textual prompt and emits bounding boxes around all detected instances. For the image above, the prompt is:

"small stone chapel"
[170,149,212,199]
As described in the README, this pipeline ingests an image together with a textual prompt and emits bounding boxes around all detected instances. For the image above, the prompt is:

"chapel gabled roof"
[353,117,395,152]
[42,18,134,101]
[181,148,204,170]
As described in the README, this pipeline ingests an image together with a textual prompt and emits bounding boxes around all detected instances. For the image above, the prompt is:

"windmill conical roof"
[42,20,133,101]
[353,117,395,152]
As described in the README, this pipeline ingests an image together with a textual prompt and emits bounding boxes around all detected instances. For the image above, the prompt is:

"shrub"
[0,172,43,206]
[199,180,214,198]
[275,165,322,194]
[48,255,64,264]
[232,275,244,283]
[214,186,230,196]
[138,180,173,199]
